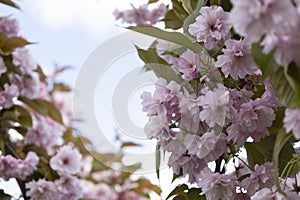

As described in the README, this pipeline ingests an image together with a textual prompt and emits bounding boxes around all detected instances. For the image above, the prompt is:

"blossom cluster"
[0,8,159,199]
[117,0,300,199]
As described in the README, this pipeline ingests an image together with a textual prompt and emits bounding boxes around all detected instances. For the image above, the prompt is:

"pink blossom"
[10,73,40,99]
[55,175,83,200]
[0,152,39,180]
[0,56,7,75]
[174,49,203,80]
[81,180,118,200]
[25,116,65,151]
[261,23,300,66]
[198,167,237,200]
[261,78,281,108]
[199,84,230,127]
[241,162,274,196]
[189,6,231,50]
[0,17,19,37]
[142,78,181,141]
[0,83,19,109]
[227,99,275,146]
[0,155,18,180]
[114,4,167,26]
[251,188,274,200]
[230,0,298,42]
[17,151,39,180]
[178,89,204,134]
[168,153,206,183]
[284,108,300,140]
[52,92,73,125]
[216,39,258,80]
[50,143,82,175]
[26,179,58,200]
[184,131,227,162]
[12,47,37,75]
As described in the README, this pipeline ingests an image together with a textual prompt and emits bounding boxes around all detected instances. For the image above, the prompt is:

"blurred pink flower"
[114,4,167,26]
[284,108,300,139]
[0,83,19,109]
[25,115,65,151]
[50,143,82,175]
[26,179,58,200]
[0,17,19,37]
[12,48,37,75]
[55,175,83,200]
[230,0,297,42]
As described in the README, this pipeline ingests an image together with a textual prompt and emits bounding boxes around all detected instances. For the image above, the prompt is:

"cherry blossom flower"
[17,151,39,180]
[0,17,19,37]
[50,144,82,175]
[81,180,118,200]
[241,162,274,196]
[189,6,231,50]
[227,99,275,146]
[261,22,300,66]
[0,83,19,109]
[184,131,227,162]
[199,84,230,127]
[12,47,37,75]
[26,179,58,200]
[168,153,206,183]
[55,175,83,200]
[174,49,203,80]
[216,39,258,80]
[25,116,65,151]
[284,108,300,139]
[251,188,274,200]
[0,154,19,180]
[230,0,298,42]
[198,167,237,200]
[114,4,167,26]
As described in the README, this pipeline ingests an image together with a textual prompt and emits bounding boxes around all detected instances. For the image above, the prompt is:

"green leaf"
[134,178,162,195]
[1,37,30,53]
[128,26,204,53]
[185,188,205,200]
[15,105,32,127]
[19,97,63,124]
[167,184,189,200]
[146,63,184,84]
[135,44,169,65]
[53,83,71,92]
[120,141,141,148]
[148,0,159,3]
[0,189,12,200]
[164,9,184,30]
[273,128,294,194]
[0,0,19,9]
[172,0,189,21]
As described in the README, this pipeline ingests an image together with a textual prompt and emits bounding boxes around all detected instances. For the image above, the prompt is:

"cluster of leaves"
[128,0,300,199]
[0,1,160,199]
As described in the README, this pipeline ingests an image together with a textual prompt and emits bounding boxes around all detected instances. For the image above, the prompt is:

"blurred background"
[0,0,186,199]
